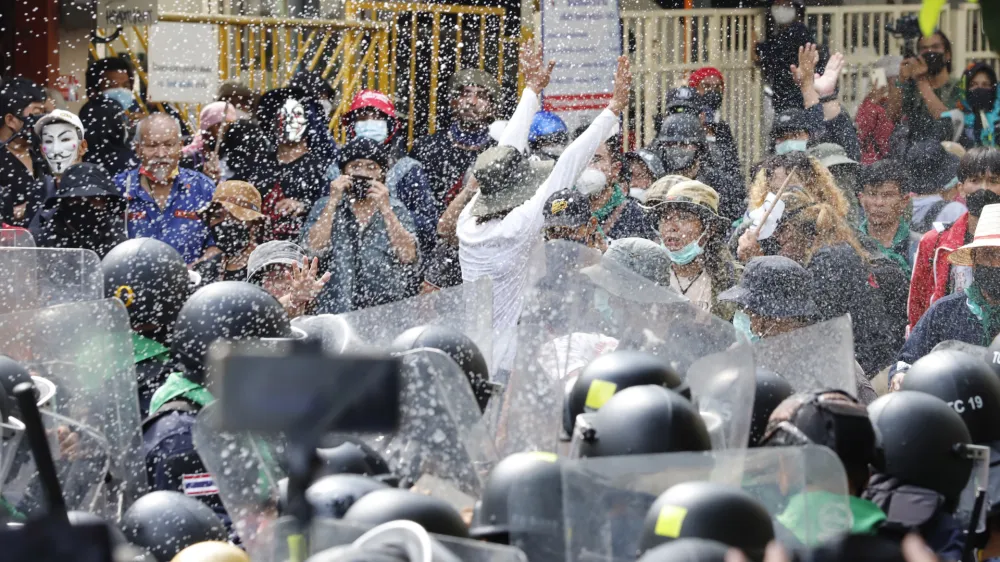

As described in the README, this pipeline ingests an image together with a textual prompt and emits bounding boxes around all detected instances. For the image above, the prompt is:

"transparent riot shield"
[0,248,103,315]
[0,298,146,511]
[956,444,991,538]
[357,349,499,499]
[509,446,850,562]
[3,411,113,520]
[192,403,285,558]
[250,517,528,562]
[0,229,35,247]
[752,315,857,397]
[292,278,492,365]
[493,240,754,455]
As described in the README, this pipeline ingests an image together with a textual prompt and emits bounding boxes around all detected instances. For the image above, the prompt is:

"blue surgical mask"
[664,236,705,265]
[355,120,389,143]
[775,139,808,155]
[732,310,760,343]
[103,87,135,111]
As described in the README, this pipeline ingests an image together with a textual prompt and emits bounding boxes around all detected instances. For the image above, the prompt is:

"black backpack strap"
[142,400,199,432]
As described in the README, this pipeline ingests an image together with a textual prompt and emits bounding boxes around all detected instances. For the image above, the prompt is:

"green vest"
[777,491,887,545]
[132,333,169,364]
[148,372,214,416]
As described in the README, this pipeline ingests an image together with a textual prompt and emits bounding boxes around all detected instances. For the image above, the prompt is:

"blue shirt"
[114,167,216,263]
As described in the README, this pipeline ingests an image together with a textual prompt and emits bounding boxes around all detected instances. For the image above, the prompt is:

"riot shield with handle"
[752,315,857,397]
[249,516,528,562]
[509,446,851,562]
[292,278,492,364]
[3,410,113,521]
[493,239,754,455]
[0,298,146,512]
[0,248,102,315]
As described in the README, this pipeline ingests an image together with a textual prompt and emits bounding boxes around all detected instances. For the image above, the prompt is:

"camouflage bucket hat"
[470,146,553,217]
[448,68,501,105]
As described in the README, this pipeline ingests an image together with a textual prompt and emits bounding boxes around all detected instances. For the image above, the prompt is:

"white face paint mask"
[629,187,648,203]
[40,123,81,175]
[772,5,796,25]
[355,120,389,143]
[278,99,308,143]
[575,168,608,197]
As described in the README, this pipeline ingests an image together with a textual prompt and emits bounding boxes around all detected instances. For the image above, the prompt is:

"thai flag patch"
[182,473,219,497]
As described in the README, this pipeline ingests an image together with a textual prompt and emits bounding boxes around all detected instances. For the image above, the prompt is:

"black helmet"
[985,334,1000,378]
[304,474,391,519]
[656,113,706,146]
[749,369,793,447]
[901,349,1000,443]
[121,491,227,562]
[868,391,975,504]
[101,238,190,340]
[392,325,492,412]
[343,488,469,538]
[316,439,396,483]
[639,482,774,561]
[637,538,731,562]
[470,451,562,543]
[170,281,292,384]
[665,87,703,115]
[573,385,711,458]
[564,351,687,436]
[0,355,53,412]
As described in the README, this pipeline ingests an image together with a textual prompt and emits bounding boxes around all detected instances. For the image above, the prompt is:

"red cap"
[688,67,724,89]
[344,90,396,123]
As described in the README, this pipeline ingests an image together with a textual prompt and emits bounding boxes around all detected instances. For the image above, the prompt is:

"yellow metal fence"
[622,3,997,174]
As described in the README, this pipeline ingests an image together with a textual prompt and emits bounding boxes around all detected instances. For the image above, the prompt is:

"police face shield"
[752,315,859,398]
[509,446,851,562]
[3,410,113,519]
[0,248,102,315]
[292,278,493,369]
[0,412,25,497]
[955,443,990,539]
[0,299,146,511]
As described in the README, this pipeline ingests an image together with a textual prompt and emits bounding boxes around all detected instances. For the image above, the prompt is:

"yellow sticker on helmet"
[525,451,558,463]
[585,379,618,410]
[654,505,687,538]
[114,285,136,308]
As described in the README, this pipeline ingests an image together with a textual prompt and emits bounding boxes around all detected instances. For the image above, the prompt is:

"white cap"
[33,109,85,138]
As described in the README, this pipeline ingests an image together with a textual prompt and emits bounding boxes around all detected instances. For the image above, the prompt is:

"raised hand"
[790,43,819,87]
[814,51,845,98]
[522,41,556,93]
[284,257,331,306]
[609,55,632,115]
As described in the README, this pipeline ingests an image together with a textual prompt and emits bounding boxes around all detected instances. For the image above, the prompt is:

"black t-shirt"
[0,146,45,227]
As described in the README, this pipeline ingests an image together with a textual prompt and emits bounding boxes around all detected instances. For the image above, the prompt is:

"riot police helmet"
[900,349,1000,443]
[749,368,794,447]
[102,238,190,341]
[639,482,774,561]
[573,385,711,458]
[121,491,227,562]
[469,451,562,543]
[392,325,492,412]
[305,474,392,519]
[343,488,469,538]
[637,538,731,562]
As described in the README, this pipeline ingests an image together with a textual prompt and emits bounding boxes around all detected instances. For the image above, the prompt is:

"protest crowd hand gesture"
[790,43,819,88]
[282,257,331,307]
[522,41,556,93]
[609,55,632,115]
[814,51,845,98]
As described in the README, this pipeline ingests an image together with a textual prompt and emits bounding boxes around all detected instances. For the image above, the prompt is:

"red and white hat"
[343,90,396,124]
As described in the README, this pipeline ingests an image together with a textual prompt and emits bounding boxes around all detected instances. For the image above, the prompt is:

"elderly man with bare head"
[113,112,219,264]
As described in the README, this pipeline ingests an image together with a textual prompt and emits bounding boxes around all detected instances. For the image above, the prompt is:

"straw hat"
[949,203,1000,266]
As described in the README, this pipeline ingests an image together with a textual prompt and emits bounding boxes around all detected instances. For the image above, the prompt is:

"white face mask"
[319,99,334,119]
[40,123,81,175]
[575,168,608,197]
[278,99,308,143]
[355,119,389,143]
[629,187,648,203]
[772,5,796,25]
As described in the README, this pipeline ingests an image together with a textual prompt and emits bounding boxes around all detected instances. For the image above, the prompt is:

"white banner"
[148,22,219,104]
[541,0,622,129]
[97,0,157,29]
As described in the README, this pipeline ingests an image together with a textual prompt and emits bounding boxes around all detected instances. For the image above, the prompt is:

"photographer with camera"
[887,28,961,144]
[302,136,419,314]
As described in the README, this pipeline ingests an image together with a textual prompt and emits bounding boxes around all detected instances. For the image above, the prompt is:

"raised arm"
[497,42,555,151]
[538,56,631,201]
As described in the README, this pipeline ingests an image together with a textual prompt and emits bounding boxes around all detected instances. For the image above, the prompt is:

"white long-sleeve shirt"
[457,87,620,372]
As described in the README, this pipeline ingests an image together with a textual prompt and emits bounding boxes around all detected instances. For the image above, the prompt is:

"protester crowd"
[6,0,1000,560]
